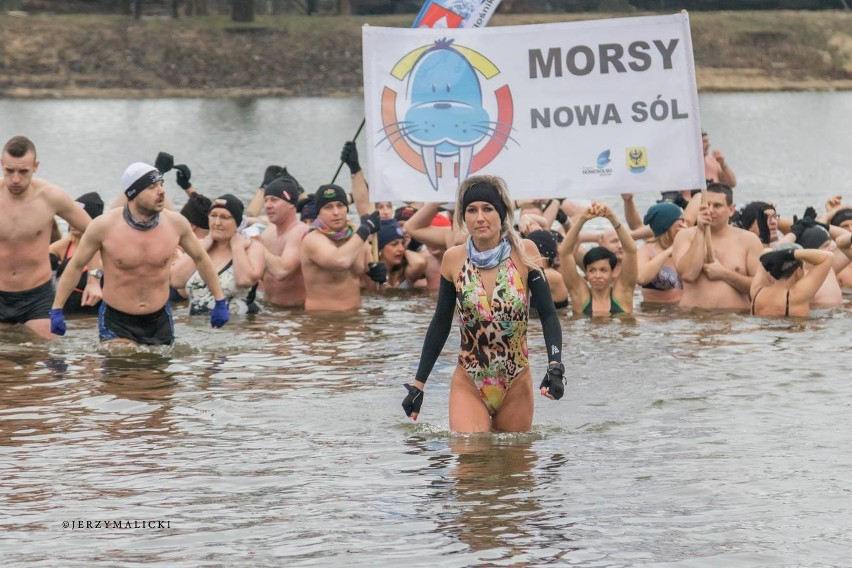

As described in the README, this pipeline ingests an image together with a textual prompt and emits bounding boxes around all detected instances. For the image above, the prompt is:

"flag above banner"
[412,0,503,29]
[362,13,705,203]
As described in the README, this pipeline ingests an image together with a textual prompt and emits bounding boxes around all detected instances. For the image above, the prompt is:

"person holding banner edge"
[401,175,563,433]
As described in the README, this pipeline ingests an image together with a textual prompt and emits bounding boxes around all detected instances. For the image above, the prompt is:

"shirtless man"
[260,177,309,307]
[0,135,101,339]
[673,183,763,311]
[300,184,385,313]
[50,162,229,345]
[702,130,737,188]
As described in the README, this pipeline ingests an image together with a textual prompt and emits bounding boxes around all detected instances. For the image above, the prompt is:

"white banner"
[363,13,705,203]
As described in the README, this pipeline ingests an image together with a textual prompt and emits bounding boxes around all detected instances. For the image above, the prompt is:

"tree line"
[0,0,847,21]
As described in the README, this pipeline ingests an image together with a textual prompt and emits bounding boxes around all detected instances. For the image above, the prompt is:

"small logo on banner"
[582,149,612,176]
[626,147,647,174]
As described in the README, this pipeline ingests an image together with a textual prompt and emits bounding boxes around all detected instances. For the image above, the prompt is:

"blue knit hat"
[643,202,684,237]
[377,219,405,250]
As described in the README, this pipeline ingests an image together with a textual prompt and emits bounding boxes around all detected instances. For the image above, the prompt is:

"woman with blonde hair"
[637,201,686,305]
[401,175,564,433]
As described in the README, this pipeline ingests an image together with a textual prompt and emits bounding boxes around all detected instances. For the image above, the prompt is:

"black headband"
[124,169,163,200]
[462,183,507,223]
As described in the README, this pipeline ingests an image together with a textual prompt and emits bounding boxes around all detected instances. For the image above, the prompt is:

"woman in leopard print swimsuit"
[401,175,565,433]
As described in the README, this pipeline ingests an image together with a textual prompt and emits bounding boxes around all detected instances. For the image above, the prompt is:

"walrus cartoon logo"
[378,38,515,190]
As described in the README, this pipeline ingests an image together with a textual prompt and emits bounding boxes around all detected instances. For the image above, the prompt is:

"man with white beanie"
[50,162,229,345]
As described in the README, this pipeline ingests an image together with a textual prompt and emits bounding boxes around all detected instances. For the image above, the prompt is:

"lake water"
[1,93,851,566]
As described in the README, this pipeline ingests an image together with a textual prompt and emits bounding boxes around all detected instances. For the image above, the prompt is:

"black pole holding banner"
[331,118,366,184]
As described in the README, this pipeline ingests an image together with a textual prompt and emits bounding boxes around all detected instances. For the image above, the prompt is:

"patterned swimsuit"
[456,256,529,414]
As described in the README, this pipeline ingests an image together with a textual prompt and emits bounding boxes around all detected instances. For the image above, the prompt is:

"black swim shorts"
[98,302,174,345]
[0,280,54,325]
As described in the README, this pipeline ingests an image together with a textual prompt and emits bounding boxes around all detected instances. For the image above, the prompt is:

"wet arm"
[637,247,672,285]
[794,249,835,299]
[621,194,643,230]
[557,214,590,305]
[306,232,370,271]
[52,224,102,309]
[350,170,373,217]
[405,202,450,250]
[180,229,225,301]
[231,238,265,287]
[673,228,704,283]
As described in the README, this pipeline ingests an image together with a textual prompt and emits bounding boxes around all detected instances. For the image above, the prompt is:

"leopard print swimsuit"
[455,256,529,414]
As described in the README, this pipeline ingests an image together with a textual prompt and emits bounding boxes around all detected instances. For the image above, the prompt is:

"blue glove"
[49,308,66,336]
[210,299,229,328]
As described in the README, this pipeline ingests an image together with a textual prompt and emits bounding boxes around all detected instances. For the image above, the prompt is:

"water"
[1,93,851,566]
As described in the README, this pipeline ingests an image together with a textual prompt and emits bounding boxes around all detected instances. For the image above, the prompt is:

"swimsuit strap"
[785,289,790,317]
[610,294,626,314]
[582,297,593,316]
[582,292,624,316]
[751,287,764,316]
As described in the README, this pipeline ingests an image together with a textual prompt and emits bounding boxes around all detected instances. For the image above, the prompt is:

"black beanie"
[180,193,212,230]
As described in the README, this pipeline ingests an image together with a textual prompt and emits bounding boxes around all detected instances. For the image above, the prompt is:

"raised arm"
[230,234,265,287]
[405,202,452,250]
[558,206,593,307]
[791,248,835,301]
[621,194,643,230]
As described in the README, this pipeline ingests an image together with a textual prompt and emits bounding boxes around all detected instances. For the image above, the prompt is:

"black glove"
[790,207,828,242]
[340,141,361,175]
[155,151,174,174]
[402,384,424,419]
[174,164,192,190]
[755,209,771,244]
[540,362,565,400]
[406,236,423,252]
[261,165,285,189]
[367,262,388,284]
[355,210,381,241]
[760,247,797,275]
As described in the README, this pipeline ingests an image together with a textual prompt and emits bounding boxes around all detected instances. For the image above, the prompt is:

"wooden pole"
[702,187,713,263]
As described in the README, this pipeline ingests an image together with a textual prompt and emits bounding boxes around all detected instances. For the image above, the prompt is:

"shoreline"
[0,11,849,99]
[4,76,851,101]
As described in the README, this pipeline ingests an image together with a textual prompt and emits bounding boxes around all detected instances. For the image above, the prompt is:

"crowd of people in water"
[2,131,850,431]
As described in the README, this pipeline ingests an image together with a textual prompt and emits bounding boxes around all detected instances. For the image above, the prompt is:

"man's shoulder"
[160,208,191,229]
[728,225,762,245]
[286,221,310,238]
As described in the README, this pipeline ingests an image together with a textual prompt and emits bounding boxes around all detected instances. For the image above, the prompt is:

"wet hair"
[455,175,538,272]
[3,135,36,159]
[706,182,733,205]
[582,246,617,270]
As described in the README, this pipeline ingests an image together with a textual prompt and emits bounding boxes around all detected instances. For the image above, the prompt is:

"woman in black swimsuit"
[749,244,834,317]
